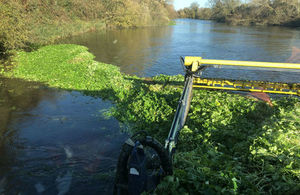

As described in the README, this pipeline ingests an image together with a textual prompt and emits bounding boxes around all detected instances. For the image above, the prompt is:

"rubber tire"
[113,136,172,195]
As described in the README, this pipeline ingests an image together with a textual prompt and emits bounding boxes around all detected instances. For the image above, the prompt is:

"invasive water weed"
[2,44,299,194]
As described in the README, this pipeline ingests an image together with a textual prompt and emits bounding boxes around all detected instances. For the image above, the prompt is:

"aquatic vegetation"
[156,95,300,194]
[2,44,299,194]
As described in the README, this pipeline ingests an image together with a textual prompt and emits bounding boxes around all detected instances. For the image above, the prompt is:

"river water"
[61,19,300,82]
[1,19,300,194]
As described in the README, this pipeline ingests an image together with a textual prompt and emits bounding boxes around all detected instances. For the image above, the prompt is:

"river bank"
[177,0,300,28]
[2,44,299,194]
[0,0,175,60]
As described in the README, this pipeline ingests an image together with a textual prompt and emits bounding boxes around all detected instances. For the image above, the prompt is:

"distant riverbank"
[177,0,300,27]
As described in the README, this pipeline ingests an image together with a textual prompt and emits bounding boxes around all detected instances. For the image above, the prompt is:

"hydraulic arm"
[114,57,300,195]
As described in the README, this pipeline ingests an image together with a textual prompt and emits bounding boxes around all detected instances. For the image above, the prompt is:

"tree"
[209,0,241,21]
[190,2,200,18]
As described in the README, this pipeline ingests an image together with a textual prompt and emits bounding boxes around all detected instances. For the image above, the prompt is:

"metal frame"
[164,57,300,158]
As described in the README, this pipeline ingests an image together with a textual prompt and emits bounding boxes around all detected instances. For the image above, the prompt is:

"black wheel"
[113,135,172,195]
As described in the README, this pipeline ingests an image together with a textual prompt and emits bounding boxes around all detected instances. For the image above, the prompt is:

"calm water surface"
[61,19,300,82]
[0,78,126,194]
[1,19,300,194]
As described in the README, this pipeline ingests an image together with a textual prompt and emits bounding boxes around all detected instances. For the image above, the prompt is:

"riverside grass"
[3,44,300,194]
[0,0,175,57]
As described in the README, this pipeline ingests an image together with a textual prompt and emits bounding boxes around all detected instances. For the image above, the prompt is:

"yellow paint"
[191,61,199,72]
[193,85,299,95]
[184,57,202,66]
[193,78,300,96]
[184,57,300,95]
[185,57,300,69]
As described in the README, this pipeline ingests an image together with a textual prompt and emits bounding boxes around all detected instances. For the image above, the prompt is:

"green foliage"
[0,2,29,57]
[225,0,300,26]
[2,44,299,194]
[178,0,300,27]
[0,0,175,58]
[30,20,105,45]
[177,4,212,20]
[168,20,176,25]
[156,94,300,194]
[226,0,300,26]
[102,0,171,28]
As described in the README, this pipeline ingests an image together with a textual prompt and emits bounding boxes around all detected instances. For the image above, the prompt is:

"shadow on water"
[78,76,299,193]
[0,77,128,194]
[0,77,56,150]
[0,74,183,194]
[2,18,300,194]
[1,73,299,193]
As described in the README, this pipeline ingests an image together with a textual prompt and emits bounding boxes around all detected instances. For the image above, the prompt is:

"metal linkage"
[165,75,194,158]
[185,57,300,96]
[193,77,300,96]
[164,56,300,166]
[114,56,300,195]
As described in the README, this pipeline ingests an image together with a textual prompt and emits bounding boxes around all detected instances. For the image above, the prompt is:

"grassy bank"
[0,0,175,58]
[2,44,300,194]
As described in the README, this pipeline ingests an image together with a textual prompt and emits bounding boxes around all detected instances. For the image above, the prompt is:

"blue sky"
[173,0,209,10]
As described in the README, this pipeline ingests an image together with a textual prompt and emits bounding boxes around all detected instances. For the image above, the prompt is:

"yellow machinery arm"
[194,78,300,96]
[184,57,300,69]
[114,56,300,195]
[184,57,300,96]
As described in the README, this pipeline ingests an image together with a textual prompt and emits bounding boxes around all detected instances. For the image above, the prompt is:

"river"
[1,19,300,194]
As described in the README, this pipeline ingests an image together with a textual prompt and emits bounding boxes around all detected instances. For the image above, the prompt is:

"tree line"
[0,0,176,58]
[177,0,300,26]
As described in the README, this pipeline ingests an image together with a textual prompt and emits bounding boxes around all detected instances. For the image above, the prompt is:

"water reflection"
[0,77,127,194]
[0,77,56,193]
[60,19,300,83]
[0,77,55,155]
[2,18,300,194]
[60,26,174,76]
[62,19,300,82]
